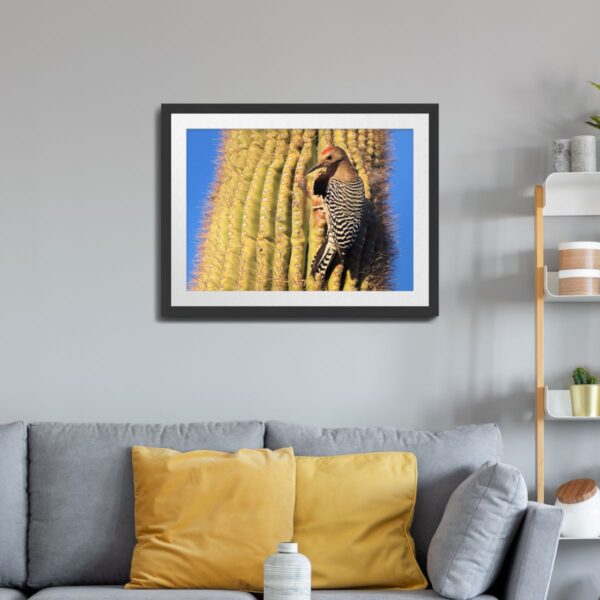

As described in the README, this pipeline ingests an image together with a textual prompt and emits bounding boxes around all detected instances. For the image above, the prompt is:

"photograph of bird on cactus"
[189,129,406,293]
[163,105,438,316]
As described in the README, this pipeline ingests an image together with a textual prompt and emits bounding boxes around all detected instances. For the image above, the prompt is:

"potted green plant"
[571,367,600,416]
[586,82,600,130]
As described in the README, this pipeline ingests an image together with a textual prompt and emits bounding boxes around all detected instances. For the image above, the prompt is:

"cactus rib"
[255,131,290,290]
[288,130,316,291]
[194,130,243,291]
[238,131,278,290]
[221,130,258,290]
[271,130,303,290]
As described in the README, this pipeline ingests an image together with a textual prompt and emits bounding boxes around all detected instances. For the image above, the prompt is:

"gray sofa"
[0,421,561,600]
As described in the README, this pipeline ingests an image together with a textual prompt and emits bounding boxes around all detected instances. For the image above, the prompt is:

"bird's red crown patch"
[321,145,334,156]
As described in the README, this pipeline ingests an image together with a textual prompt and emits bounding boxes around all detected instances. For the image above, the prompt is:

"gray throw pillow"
[427,461,528,600]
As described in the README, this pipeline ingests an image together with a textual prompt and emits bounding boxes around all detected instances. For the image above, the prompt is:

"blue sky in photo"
[389,129,414,291]
[186,129,221,287]
[186,129,414,290]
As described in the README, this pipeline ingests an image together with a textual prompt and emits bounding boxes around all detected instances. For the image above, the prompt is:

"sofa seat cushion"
[265,422,503,570]
[311,591,497,600]
[27,422,265,588]
[28,587,258,600]
[0,589,27,600]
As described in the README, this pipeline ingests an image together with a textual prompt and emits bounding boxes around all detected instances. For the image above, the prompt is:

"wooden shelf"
[559,536,600,541]
[544,267,600,302]
[545,388,600,420]
[544,172,600,216]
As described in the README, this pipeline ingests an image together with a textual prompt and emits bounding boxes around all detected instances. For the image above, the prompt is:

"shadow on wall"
[534,74,598,143]
[457,390,534,425]
[461,247,533,304]
[561,580,597,600]
[426,146,547,437]
[443,192,537,425]
[551,545,600,600]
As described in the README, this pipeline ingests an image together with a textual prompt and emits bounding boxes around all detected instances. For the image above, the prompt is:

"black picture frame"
[161,104,438,319]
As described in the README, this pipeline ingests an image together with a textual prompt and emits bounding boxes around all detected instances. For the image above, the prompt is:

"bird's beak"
[306,161,324,175]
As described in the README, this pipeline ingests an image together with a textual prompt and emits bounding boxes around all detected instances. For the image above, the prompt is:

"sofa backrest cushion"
[27,421,265,588]
[265,421,503,570]
[0,422,27,588]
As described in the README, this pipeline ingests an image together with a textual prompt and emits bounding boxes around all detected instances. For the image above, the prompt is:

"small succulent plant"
[572,367,598,385]
[586,81,600,130]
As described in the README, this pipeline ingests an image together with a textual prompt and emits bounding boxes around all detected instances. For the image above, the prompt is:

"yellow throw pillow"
[294,452,427,590]
[127,446,296,591]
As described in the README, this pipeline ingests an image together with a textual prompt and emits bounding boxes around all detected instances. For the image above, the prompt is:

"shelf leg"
[535,185,545,503]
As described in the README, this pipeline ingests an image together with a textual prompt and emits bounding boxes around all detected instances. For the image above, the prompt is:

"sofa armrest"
[499,501,562,600]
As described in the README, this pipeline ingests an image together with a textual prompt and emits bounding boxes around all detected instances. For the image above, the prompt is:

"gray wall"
[1,1,599,597]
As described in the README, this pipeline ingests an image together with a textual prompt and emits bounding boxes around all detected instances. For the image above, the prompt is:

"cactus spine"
[193,129,394,291]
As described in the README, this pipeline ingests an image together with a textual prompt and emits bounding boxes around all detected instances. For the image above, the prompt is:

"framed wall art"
[162,104,438,317]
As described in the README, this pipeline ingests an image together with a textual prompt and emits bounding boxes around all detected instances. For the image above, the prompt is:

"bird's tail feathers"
[311,237,338,278]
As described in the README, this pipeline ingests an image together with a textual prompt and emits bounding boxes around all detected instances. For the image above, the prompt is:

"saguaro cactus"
[191,129,394,291]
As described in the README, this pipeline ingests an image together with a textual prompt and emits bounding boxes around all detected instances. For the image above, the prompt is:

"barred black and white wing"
[325,177,365,258]
[311,177,365,277]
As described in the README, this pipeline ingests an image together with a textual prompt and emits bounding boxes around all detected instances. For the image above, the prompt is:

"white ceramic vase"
[264,543,311,600]
[555,486,600,538]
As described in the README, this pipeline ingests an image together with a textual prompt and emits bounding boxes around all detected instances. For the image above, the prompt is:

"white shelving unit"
[535,173,600,512]
[544,267,600,302]
[544,172,600,216]
[545,388,600,420]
